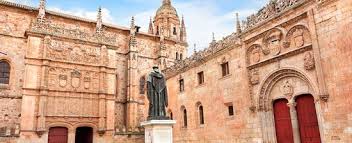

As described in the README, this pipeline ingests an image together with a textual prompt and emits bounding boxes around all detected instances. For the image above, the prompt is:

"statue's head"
[153,66,160,73]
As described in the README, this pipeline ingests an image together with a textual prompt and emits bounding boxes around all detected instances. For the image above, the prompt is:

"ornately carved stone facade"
[0,0,187,142]
[165,0,352,143]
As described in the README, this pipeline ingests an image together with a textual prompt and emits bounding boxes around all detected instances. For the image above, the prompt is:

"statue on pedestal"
[147,66,169,120]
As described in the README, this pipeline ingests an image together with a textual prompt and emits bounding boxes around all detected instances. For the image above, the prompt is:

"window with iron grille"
[0,61,10,84]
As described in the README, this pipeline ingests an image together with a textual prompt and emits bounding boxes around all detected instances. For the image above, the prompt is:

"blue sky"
[8,0,269,55]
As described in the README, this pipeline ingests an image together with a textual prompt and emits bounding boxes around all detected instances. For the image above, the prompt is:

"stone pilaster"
[98,45,108,135]
[126,17,140,132]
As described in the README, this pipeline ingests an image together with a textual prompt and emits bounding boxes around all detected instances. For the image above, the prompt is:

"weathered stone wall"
[0,5,29,138]
[313,0,352,142]
[166,0,352,143]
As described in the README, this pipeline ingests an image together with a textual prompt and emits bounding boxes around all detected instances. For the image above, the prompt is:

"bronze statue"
[147,66,169,120]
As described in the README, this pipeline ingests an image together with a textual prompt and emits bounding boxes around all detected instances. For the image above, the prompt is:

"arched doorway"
[75,127,93,143]
[273,99,294,143]
[296,94,321,143]
[48,127,68,143]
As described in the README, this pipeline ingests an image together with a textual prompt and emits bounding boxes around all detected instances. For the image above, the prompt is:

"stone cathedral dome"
[155,0,179,20]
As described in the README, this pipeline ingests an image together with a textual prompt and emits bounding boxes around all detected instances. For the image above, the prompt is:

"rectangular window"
[197,71,204,85]
[221,62,230,77]
[228,105,234,116]
[179,79,184,92]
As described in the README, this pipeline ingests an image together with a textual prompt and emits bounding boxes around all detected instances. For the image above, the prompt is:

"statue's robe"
[147,71,168,120]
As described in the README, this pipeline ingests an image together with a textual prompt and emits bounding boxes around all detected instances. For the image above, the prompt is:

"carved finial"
[96,7,103,33]
[130,16,135,29]
[236,13,242,34]
[148,17,154,34]
[163,0,171,5]
[193,44,197,53]
[180,15,187,42]
[37,0,46,23]
[129,17,137,47]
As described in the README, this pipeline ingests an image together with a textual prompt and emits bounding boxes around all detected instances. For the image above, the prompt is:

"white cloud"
[47,7,116,24]
[128,0,262,55]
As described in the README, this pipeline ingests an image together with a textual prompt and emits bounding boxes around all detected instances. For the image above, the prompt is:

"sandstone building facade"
[0,0,187,142]
[0,0,351,143]
[164,0,352,143]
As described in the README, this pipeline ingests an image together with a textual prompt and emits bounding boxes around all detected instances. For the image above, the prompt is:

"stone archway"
[257,69,318,143]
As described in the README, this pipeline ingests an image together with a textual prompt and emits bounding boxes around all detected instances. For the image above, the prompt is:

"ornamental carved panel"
[286,25,311,49]
[45,38,103,65]
[263,29,283,56]
[248,45,261,65]
[48,67,99,93]
[304,51,315,70]
[46,93,99,117]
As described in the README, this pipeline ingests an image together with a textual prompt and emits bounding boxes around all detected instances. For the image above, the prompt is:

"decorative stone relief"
[46,94,100,117]
[48,67,99,92]
[281,80,294,99]
[304,52,315,70]
[258,69,309,111]
[248,45,261,65]
[286,25,311,49]
[241,0,304,31]
[45,38,102,65]
[29,19,117,46]
[250,69,259,85]
[263,30,283,56]
[71,69,81,89]
[59,75,67,87]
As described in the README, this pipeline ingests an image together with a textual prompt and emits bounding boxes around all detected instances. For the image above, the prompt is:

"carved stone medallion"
[304,52,315,70]
[71,70,81,88]
[59,75,67,87]
[293,29,304,48]
[263,31,282,56]
[251,47,261,64]
[281,80,294,99]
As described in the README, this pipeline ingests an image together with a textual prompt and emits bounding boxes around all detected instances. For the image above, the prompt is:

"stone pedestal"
[141,120,176,143]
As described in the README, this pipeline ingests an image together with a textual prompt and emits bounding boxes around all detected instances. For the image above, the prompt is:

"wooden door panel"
[48,127,68,143]
[296,95,321,143]
[274,99,294,143]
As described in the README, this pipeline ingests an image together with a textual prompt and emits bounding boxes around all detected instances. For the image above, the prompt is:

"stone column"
[288,101,301,143]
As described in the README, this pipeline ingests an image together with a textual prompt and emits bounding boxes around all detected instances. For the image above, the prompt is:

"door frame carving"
[257,68,324,143]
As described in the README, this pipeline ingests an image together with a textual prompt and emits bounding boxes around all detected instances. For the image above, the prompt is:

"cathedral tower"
[153,0,187,42]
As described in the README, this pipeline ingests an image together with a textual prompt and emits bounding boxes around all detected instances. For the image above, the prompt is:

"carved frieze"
[46,94,99,117]
[45,38,102,65]
[29,19,117,46]
[48,67,99,92]
[46,116,99,127]
[304,52,315,70]
[241,0,305,31]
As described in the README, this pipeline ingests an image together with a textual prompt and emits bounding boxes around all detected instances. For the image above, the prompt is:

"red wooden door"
[48,127,68,143]
[296,95,321,143]
[274,99,294,143]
